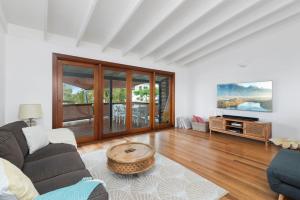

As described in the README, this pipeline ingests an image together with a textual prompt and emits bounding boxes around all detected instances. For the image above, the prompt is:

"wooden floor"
[79,128,280,200]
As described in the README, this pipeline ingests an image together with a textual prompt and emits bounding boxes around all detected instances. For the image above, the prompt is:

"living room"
[0,0,300,200]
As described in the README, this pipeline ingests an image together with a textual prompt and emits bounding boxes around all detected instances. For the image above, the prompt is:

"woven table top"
[107,142,155,164]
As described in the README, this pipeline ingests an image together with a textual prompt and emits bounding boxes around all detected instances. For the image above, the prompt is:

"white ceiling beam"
[170,0,266,64]
[155,0,262,63]
[75,0,99,47]
[101,0,144,52]
[43,0,49,40]
[182,3,300,66]
[139,0,224,60]
[122,0,186,57]
[173,0,296,64]
[0,2,7,33]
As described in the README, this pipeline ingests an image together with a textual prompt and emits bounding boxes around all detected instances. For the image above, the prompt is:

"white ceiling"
[1,0,300,66]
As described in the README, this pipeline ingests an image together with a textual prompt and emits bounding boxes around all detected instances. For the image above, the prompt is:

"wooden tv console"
[209,116,271,145]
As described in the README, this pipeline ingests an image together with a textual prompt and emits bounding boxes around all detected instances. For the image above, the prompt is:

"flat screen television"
[217,81,272,112]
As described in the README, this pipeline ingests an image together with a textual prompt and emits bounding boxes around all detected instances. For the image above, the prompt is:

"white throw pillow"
[22,126,50,154]
[0,158,39,200]
[48,128,77,148]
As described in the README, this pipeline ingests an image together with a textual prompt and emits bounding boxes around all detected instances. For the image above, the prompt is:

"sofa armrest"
[88,184,109,200]
[48,128,77,148]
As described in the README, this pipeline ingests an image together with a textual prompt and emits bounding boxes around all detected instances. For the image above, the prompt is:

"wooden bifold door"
[54,60,99,143]
[53,54,175,144]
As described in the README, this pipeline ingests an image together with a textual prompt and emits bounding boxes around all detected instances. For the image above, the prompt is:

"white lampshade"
[19,104,43,119]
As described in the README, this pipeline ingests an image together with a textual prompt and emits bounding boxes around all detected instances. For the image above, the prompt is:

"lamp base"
[26,118,36,127]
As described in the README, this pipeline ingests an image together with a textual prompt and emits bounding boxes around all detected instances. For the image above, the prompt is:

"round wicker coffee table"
[106,142,155,175]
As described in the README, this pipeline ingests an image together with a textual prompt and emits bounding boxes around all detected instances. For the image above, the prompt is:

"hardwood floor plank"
[79,128,280,200]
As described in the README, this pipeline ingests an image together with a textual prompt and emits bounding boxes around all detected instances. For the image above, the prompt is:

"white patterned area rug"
[81,150,228,200]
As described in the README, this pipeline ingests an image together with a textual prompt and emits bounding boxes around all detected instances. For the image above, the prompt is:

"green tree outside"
[63,84,94,104]
[64,83,159,104]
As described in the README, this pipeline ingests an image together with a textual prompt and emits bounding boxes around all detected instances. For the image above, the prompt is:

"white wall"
[188,16,300,139]
[6,15,300,140]
[0,28,5,126]
[4,24,190,128]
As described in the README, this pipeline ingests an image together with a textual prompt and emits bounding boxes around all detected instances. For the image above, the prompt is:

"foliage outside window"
[63,84,94,104]
[103,88,126,103]
[132,84,159,103]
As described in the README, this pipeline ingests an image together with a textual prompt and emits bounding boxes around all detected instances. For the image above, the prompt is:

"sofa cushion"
[34,169,91,194]
[22,126,50,154]
[267,149,300,189]
[25,143,76,163]
[0,121,29,156]
[0,130,24,169]
[23,152,86,183]
[0,158,39,199]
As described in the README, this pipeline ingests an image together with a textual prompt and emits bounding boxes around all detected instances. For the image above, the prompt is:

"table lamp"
[19,104,43,126]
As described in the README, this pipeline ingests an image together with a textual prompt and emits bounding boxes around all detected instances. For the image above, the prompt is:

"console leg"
[265,140,269,147]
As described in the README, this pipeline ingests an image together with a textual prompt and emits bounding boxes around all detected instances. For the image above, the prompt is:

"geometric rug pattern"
[81,150,228,200]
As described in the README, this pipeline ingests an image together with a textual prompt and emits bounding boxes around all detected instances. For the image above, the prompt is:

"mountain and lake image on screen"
[217,81,272,112]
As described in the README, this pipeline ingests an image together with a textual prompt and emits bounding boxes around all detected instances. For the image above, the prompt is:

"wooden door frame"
[100,66,130,139]
[129,70,153,133]
[154,73,174,129]
[53,53,175,143]
[53,60,99,143]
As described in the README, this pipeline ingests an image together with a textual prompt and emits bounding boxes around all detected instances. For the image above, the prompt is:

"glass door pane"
[131,73,151,129]
[62,64,96,140]
[155,75,171,126]
[103,69,127,134]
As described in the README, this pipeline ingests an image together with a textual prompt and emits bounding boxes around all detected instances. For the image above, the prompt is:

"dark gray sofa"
[0,121,108,200]
[267,149,300,200]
